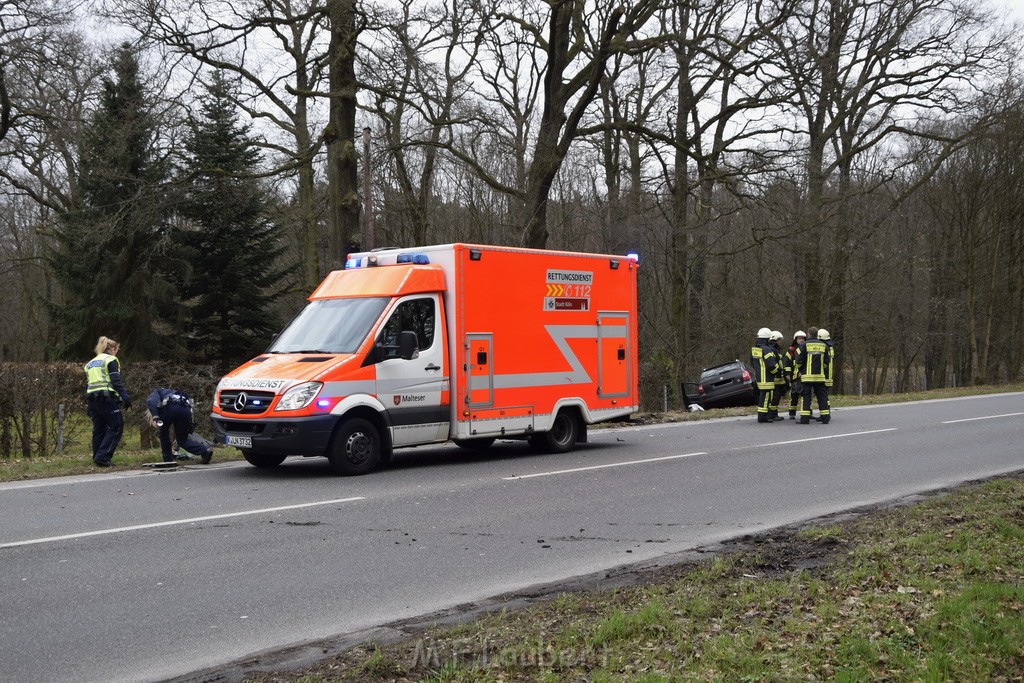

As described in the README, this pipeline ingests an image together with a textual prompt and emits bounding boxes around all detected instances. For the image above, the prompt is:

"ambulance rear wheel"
[328,418,381,475]
[529,411,579,453]
[453,437,496,450]
[243,451,287,468]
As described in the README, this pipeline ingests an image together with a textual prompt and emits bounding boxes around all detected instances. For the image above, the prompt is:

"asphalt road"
[1,392,1021,682]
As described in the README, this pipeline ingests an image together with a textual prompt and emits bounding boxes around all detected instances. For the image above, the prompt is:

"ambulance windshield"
[268,297,389,354]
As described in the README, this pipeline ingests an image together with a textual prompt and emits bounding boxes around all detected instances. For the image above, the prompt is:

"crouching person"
[145,388,214,464]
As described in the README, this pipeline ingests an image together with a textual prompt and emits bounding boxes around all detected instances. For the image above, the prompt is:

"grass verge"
[0,444,243,480]
[247,474,1024,682]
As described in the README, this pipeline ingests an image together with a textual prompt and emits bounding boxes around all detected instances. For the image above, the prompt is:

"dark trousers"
[789,379,803,415]
[801,382,830,420]
[158,403,212,461]
[756,388,773,421]
[90,398,124,464]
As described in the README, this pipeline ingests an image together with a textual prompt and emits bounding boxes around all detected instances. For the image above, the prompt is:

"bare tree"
[323,0,362,265]
[919,79,1024,385]
[514,0,660,248]
[0,0,78,142]
[769,0,1007,389]
[360,0,485,246]
[102,0,331,291]
[0,19,100,361]
[661,0,794,369]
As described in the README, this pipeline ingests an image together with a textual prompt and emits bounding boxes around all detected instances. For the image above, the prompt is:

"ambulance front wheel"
[529,410,579,454]
[328,418,381,475]
[243,451,287,468]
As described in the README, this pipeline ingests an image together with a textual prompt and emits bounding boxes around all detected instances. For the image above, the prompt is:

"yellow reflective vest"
[84,353,119,395]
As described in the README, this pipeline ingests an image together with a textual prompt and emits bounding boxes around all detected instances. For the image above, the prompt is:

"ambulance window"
[379,298,435,358]
[268,297,388,354]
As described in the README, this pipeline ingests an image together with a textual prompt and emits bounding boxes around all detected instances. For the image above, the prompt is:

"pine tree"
[47,43,177,360]
[177,71,286,370]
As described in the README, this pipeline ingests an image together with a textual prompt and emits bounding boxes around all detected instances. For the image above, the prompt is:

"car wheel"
[242,451,287,468]
[328,418,381,475]
[528,410,579,453]
[453,437,496,450]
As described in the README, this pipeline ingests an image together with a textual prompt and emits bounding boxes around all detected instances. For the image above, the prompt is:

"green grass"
[245,475,1024,682]
[0,446,243,479]
[0,420,242,480]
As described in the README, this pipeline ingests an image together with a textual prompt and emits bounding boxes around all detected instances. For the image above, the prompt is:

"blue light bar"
[397,253,430,264]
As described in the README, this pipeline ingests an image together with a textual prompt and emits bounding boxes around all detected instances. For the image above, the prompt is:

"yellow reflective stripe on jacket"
[801,341,828,382]
[751,346,775,390]
[84,353,117,393]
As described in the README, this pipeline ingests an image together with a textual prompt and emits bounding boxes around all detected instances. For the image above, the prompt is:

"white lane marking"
[503,452,707,480]
[0,497,365,549]
[507,428,900,480]
[942,412,1024,424]
[757,428,898,447]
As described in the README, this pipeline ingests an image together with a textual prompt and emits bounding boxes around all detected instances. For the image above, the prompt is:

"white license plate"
[226,435,252,448]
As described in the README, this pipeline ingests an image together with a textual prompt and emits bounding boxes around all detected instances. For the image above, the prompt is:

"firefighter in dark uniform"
[146,388,214,464]
[793,326,832,424]
[767,330,787,421]
[786,330,807,419]
[84,336,132,467]
[819,328,836,399]
[751,327,780,423]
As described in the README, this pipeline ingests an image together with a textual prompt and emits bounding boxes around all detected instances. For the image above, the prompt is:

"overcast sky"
[999,0,1024,18]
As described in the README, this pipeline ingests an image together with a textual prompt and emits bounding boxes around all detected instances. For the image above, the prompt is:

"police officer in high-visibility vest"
[792,326,831,424]
[146,387,214,464]
[767,330,788,421]
[84,336,132,466]
[751,327,780,423]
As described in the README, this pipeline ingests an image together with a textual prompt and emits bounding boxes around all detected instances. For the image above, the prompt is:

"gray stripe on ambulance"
[473,324,627,390]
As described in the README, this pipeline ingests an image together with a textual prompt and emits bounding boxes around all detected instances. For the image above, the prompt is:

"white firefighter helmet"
[794,330,807,339]
[757,327,772,338]
[770,330,783,341]
[818,328,831,340]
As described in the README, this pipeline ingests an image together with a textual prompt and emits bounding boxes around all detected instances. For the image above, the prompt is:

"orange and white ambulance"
[210,243,639,474]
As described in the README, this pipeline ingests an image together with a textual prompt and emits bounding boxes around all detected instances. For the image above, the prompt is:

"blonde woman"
[84,336,133,466]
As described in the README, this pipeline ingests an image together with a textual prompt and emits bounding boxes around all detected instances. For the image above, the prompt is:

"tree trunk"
[326,0,362,265]
[293,79,320,290]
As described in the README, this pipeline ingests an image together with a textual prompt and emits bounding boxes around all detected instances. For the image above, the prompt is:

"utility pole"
[362,126,374,250]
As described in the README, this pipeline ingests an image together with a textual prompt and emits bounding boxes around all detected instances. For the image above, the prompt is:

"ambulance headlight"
[275,382,323,411]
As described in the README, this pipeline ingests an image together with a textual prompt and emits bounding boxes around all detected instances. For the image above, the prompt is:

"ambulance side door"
[373,294,450,447]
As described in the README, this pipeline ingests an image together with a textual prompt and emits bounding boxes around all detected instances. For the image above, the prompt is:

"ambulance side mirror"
[399,331,419,360]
